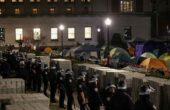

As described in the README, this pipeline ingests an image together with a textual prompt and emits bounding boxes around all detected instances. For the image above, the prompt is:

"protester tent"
[127,47,135,56]
[44,47,52,54]
[159,53,169,60]
[135,40,167,59]
[51,50,61,57]
[75,44,99,54]
[161,56,170,69]
[100,45,113,59]
[140,58,169,76]
[110,47,131,63]
[140,52,157,59]
[74,44,99,60]
[65,46,81,58]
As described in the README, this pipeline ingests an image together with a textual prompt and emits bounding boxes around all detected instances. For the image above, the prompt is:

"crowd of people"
[0,51,157,110]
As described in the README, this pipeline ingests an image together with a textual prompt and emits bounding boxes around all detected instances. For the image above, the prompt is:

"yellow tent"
[44,47,52,54]
[140,58,169,76]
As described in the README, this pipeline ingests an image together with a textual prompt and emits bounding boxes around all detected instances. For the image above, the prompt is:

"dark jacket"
[110,90,134,110]
[87,82,102,106]
[134,95,156,110]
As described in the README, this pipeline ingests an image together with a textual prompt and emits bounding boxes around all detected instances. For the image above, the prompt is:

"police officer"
[65,70,75,110]
[134,85,157,110]
[35,59,42,92]
[25,58,32,90]
[48,65,58,103]
[103,83,116,110]
[31,60,37,91]
[77,73,88,110]
[57,69,66,108]
[42,64,49,96]
[110,79,134,110]
[87,77,102,110]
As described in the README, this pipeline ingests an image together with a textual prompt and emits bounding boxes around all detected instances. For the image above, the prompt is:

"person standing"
[76,73,88,110]
[42,64,49,96]
[57,69,66,108]
[87,77,102,110]
[65,70,75,110]
[103,83,116,110]
[110,79,134,110]
[48,65,58,103]
[35,60,42,92]
[134,85,157,110]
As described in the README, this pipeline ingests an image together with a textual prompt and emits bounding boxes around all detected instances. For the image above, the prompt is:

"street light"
[59,24,65,58]
[104,17,112,66]
[97,28,101,32]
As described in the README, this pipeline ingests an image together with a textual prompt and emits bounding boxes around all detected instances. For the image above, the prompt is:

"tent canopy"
[75,44,99,54]
[110,47,130,63]
[140,52,157,59]
[161,56,170,68]
[140,58,168,72]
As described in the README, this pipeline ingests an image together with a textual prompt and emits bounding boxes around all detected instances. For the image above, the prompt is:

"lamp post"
[104,17,112,66]
[59,24,65,58]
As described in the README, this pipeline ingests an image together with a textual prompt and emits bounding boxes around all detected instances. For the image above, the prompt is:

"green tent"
[110,47,131,63]
[100,45,113,59]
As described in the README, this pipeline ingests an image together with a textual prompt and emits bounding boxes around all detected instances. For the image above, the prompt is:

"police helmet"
[139,85,155,95]
[117,79,127,90]
[50,65,56,69]
[89,77,98,83]
[105,83,116,90]
[77,74,86,80]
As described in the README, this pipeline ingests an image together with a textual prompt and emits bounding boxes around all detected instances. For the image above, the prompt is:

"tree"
[110,33,128,49]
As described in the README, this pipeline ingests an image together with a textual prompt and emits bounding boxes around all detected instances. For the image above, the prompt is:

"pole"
[107,26,110,66]
[61,31,64,58]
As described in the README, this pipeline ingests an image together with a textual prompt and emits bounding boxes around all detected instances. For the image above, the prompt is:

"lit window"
[33,28,40,40]
[68,27,75,40]
[66,7,72,12]
[47,0,57,2]
[120,0,133,12]
[12,0,23,2]
[32,8,38,14]
[15,28,23,40]
[64,0,74,2]
[84,27,92,39]
[30,0,40,2]
[81,0,91,3]
[49,8,55,14]
[0,0,5,2]
[15,8,20,15]
[51,28,58,40]
[12,0,16,2]
[19,0,23,2]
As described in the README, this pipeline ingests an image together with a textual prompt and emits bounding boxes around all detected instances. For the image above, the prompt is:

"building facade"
[0,0,152,47]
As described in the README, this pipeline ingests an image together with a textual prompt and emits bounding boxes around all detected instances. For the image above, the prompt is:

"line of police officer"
[44,62,157,110]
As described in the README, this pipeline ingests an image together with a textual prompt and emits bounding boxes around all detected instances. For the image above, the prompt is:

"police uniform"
[103,83,116,110]
[110,80,134,110]
[77,74,88,110]
[87,77,102,110]
[48,66,58,103]
[35,61,42,92]
[57,69,66,108]
[134,85,157,110]
[65,70,75,110]
[42,64,49,96]
[31,62,37,91]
